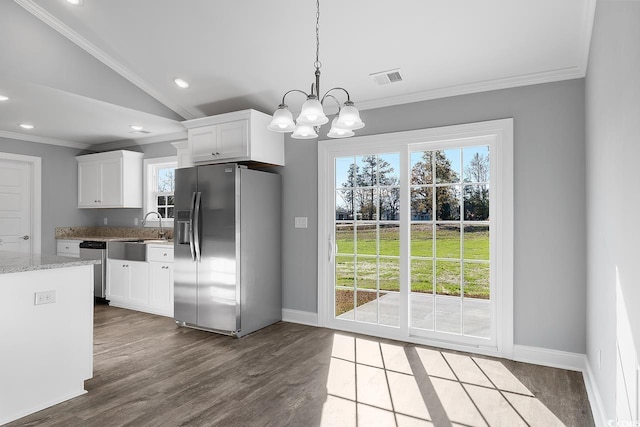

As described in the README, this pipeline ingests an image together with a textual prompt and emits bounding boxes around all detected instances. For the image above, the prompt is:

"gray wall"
[0,137,95,254]
[282,78,587,353]
[585,1,640,419]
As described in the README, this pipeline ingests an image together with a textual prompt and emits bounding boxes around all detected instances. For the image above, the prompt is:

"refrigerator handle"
[189,192,196,261]
[194,191,202,262]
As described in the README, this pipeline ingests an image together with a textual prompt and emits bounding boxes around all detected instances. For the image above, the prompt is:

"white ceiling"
[0,0,595,148]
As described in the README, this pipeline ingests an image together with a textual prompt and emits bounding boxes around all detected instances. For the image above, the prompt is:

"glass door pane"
[334,153,401,328]
[332,143,494,346]
[410,145,492,341]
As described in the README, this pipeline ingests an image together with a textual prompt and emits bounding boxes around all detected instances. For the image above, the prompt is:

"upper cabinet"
[180,109,284,167]
[76,150,144,208]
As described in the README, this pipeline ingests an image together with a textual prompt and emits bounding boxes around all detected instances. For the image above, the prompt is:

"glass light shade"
[335,103,364,130]
[327,118,355,138]
[291,124,318,139]
[296,97,329,126]
[268,106,296,132]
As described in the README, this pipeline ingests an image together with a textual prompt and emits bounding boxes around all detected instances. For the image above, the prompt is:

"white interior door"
[0,153,41,255]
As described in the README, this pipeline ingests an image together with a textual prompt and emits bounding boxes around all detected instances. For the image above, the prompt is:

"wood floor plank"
[5,305,593,427]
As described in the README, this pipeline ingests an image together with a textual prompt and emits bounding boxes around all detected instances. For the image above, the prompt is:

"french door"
[318,120,513,355]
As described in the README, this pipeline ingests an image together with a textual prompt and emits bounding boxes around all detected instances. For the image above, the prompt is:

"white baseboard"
[281,309,318,327]
[513,345,607,426]
[582,357,608,427]
[512,344,586,372]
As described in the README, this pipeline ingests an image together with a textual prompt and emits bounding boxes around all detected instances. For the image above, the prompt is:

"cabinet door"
[78,161,100,207]
[190,126,218,161]
[149,262,174,315]
[99,158,123,206]
[217,120,248,159]
[128,261,150,305]
[107,260,128,300]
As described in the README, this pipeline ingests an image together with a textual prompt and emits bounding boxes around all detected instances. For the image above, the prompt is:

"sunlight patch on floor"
[320,333,567,427]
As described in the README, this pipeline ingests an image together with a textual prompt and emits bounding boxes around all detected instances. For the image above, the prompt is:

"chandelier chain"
[314,0,322,70]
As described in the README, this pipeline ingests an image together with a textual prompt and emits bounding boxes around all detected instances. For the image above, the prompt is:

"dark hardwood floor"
[6,305,594,427]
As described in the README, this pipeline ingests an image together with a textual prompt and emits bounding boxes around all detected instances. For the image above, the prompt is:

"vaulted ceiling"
[0,0,595,149]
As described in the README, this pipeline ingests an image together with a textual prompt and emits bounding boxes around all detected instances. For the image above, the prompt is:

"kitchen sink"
[107,241,147,261]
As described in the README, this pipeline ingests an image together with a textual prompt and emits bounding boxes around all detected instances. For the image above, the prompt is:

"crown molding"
[91,130,188,152]
[14,0,201,121]
[0,130,91,149]
[353,66,586,113]
[579,0,598,75]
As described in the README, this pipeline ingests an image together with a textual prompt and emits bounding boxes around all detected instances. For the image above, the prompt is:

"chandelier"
[268,0,364,139]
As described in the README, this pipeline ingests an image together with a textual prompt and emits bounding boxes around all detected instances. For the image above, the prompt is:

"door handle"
[194,192,202,262]
[328,234,335,264]
[22,235,30,240]
[189,192,197,262]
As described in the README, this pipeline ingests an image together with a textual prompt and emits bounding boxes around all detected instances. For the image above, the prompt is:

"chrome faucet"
[142,211,165,239]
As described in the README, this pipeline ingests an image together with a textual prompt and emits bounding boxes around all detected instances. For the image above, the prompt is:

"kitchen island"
[0,251,98,425]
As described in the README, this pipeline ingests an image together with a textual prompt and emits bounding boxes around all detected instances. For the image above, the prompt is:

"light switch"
[294,217,308,229]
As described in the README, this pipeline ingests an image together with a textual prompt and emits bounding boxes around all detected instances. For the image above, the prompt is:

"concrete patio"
[338,293,491,338]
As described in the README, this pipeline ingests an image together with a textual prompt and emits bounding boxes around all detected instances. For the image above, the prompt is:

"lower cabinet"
[56,239,81,258]
[106,245,174,317]
[149,262,174,312]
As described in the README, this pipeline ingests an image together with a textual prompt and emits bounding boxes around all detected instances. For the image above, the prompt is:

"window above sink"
[143,156,177,228]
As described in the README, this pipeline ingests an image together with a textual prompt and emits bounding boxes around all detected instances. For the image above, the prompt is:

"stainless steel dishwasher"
[79,241,108,302]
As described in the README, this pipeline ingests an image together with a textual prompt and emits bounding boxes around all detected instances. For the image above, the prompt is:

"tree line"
[336,150,489,221]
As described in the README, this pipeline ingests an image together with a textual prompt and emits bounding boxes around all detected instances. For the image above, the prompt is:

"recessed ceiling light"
[0,95,9,102]
[19,123,35,129]
[66,0,83,5]
[130,124,144,131]
[174,78,190,89]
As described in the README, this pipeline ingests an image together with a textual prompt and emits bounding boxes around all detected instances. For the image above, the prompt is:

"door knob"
[22,235,30,240]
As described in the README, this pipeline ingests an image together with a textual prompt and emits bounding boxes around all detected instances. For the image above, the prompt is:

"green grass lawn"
[334,224,490,302]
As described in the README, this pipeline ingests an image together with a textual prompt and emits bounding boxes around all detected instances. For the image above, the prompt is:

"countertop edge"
[0,253,100,275]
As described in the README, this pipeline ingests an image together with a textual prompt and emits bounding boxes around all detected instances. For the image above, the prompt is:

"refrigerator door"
[196,164,240,332]
[174,167,198,325]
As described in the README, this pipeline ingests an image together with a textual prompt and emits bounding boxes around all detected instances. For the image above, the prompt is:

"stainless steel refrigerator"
[173,163,281,337]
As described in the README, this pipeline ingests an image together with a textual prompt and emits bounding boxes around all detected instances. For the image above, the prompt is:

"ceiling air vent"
[370,69,403,86]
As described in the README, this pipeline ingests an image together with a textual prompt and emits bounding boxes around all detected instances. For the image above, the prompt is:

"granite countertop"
[56,226,173,242]
[57,236,147,242]
[0,251,101,275]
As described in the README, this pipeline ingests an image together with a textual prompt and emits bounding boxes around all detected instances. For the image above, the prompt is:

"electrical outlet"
[134,218,139,226]
[34,290,56,305]
[294,217,308,229]
[103,217,108,225]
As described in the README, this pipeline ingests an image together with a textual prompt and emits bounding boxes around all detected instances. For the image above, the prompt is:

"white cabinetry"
[56,239,82,258]
[181,109,284,167]
[76,150,144,208]
[106,244,174,317]
[106,260,149,307]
